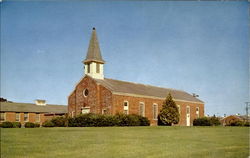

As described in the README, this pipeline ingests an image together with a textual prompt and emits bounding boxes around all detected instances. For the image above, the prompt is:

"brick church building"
[68,28,204,126]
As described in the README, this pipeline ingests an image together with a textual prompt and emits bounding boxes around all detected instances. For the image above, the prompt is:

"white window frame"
[139,102,145,117]
[123,101,129,115]
[0,112,6,122]
[24,113,29,122]
[35,113,40,122]
[196,107,200,118]
[102,108,107,115]
[15,112,20,122]
[177,105,181,115]
[152,103,158,120]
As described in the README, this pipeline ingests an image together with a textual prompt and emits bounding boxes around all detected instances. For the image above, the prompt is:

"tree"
[158,93,179,126]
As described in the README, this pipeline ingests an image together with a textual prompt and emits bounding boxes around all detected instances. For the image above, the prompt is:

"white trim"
[186,106,190,126]
[139,102,145,117]
[152,103,158,120]
[196,107,200,118]
[123,101,129,114]
[177,105,181,115]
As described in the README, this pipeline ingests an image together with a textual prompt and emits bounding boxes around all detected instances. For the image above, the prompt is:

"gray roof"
[93,77,204,103]
[0,102,67,113]
[83,28,105,64]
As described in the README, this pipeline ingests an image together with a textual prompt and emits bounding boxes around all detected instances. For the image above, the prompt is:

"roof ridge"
[104,77,186,93]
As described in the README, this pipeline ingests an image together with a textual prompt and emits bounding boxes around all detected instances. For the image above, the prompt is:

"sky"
[1,1,249,116]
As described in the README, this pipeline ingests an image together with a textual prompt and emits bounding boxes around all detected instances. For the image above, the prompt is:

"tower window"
[96,63,100,73]
[87,64,90,73]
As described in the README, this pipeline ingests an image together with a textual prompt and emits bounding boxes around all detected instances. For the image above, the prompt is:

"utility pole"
[245,102,250,121]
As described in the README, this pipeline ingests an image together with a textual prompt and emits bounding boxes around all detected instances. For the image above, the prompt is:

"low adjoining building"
[0,100,67,125]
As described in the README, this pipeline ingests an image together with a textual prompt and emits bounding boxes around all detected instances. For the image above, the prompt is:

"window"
[35,113,40,122]
[152,104,158,120]
[177,105,181,115]
[0,112,5,121]
[102,109,107,115]
[123,101,129,114]
[96,63,100,73]
[196,107,200,118]
[87,63,90,73]
[139,102,145,117]
[15,113,20,122]
[24,113,29,122]
[83,89,89,97]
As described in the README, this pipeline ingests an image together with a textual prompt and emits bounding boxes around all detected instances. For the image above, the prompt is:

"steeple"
[83,28,105,79]
[83,27,105,64]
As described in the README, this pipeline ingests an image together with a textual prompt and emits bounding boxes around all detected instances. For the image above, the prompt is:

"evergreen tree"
[158,93,180,126]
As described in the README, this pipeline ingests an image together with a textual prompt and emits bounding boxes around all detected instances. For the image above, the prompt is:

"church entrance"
[81,107,90,114]
[186,106,190,126]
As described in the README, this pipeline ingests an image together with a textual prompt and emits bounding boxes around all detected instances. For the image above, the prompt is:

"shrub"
[158,93,179,126]
[193,117,211,126]
[229,120,244,126]
[1,121,13,128]
[25,122,35,128]
[137,115,150,126]
[51,117,67,127]
[209,115,221,126]
[244,122,250,127]
[12,122,21,128]
[68,113,150,127]
[34,123,40,128]
[42,120,55,127]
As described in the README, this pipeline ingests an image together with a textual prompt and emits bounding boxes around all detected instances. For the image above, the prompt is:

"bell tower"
[83,27,105,79]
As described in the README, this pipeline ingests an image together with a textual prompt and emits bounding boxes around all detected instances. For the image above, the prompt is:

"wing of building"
[68,28,205,126]
[0,101,67,125]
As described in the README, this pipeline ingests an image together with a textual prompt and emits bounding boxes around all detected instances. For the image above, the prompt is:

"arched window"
[152,103,158,120]
[139,102,145,117]
[196,107,200,118]
[123,101,129,114]
[177,105,181,115]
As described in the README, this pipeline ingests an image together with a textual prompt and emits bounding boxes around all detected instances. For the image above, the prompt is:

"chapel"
[68,28,204,126]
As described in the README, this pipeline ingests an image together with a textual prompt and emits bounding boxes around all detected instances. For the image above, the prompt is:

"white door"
[186,106,190,126]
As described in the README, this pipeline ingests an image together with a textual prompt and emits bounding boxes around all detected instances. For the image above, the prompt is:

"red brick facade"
[68,76,204,126]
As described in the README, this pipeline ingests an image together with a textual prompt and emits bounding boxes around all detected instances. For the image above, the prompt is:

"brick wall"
[1,112,47,125]
[68,76,205,126]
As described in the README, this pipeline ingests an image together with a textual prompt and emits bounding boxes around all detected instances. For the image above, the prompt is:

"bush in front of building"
[51,117,67,127]
[25,122,35,128]
[228,120,244,126]
[34,123,40,128]
[158,93,179,126]
[42,120,55,127]
[193,116,221,126]
[1,121,14,128]
[209,115,221,126]
[193,117,211,126]
[68,113,150,127]
[12,122,21,128]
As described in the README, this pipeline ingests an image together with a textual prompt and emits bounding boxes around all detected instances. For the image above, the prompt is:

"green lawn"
[1,126,249,158]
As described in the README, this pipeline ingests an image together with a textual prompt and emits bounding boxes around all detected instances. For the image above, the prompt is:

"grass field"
[1,126,249,158]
